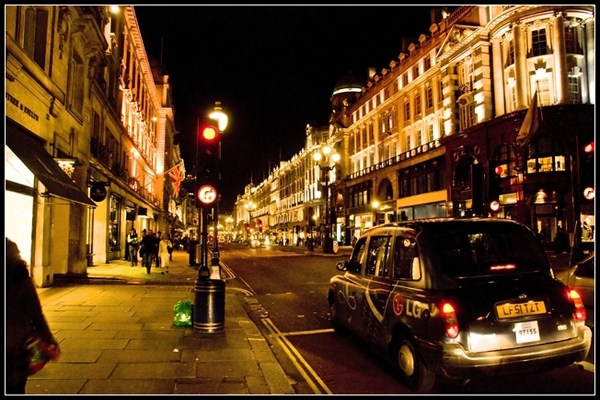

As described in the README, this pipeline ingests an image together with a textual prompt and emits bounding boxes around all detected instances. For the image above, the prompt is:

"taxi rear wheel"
[394,336,435,392]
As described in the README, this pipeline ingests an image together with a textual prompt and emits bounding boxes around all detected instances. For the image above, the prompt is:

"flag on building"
[167,162,183,197]
[515,91,541,148]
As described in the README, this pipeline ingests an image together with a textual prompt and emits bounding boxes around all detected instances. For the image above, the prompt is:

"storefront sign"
[90,183,107,202]
[6,92,40,121]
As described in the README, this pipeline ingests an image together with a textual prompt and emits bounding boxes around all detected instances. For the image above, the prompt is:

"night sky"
[134,5,438,212]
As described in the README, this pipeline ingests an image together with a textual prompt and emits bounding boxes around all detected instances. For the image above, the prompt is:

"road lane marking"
[262,318,332,394]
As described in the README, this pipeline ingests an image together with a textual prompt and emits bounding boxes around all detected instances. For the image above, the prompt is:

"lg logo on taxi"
[393,294,431,319]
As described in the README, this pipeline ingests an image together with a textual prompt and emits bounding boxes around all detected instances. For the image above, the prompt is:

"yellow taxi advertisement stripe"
[262,318,332,395]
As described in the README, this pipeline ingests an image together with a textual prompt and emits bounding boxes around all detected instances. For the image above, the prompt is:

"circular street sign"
[197,184,217,205]
[489,200,501,212]
[90,182,107,202]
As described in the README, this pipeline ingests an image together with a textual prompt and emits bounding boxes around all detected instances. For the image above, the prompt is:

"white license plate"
[513,320,540,343]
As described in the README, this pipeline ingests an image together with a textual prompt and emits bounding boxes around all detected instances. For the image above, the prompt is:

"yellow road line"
[262,318,332,394]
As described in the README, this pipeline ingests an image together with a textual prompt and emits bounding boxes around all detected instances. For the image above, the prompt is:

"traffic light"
[488,164,503,213]
[258,219,263,232]
[196,124,221,207]
[554,204,565,220]
[245,223,250,232]
[580,141,594,202]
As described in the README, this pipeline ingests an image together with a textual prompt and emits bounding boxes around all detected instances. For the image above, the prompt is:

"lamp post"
[208,102,228,279]
[314,146,340,254]
[193,102,227,334]
[245,200,256,244]
[372,200,380,226]
[226,216,233,241]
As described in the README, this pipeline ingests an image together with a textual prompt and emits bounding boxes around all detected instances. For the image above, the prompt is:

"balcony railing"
[90,137,110,166]
[347,139,442,180]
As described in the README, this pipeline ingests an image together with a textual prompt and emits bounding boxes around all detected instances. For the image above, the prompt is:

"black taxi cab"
[328,218,591,392]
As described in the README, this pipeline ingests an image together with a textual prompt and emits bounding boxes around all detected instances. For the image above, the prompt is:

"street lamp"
[245,201,257,244]
[226,216,233,240]
[207,101,228,280]
[314,145,340,254]
[193,101,227,334]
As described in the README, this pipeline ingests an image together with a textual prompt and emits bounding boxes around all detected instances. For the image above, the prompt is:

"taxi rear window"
[432,225,547,277]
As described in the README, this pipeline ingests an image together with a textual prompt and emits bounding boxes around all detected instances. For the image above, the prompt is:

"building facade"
[233,5,595,256]
[5,6,184,286]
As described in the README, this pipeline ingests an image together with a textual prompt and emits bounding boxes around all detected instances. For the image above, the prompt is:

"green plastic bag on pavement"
[173,299,193,326]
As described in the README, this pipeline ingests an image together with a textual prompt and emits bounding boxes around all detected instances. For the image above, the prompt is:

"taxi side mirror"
[336,261,347,271]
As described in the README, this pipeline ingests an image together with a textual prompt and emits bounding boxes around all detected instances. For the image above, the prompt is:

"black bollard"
[193,278,225,334]
[188,240,198,266]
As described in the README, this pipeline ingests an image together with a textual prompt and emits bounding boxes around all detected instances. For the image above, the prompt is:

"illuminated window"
[426,86,434,110]
[414,92,422,117]
[506,39,515,67]
[568,74,581,104]
[526,137,567,174]
[424,56,431,72]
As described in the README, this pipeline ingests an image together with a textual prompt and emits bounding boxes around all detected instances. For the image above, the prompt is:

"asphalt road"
[220,244,595,395]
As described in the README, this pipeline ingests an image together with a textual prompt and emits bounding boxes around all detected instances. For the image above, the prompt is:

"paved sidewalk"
[29,250,296,395]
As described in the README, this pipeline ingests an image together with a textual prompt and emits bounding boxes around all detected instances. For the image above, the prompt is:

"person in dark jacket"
[6,238,60,394]
[139,229,155,273]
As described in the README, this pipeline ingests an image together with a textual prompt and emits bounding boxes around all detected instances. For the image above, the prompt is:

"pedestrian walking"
[127,228,139,267]
[159,233,173,274]
[139,229,155,274]
[6,238,61,394]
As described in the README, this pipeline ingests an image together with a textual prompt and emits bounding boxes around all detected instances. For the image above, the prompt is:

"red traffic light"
[583,141,594,153]
[494,165,503,175]
[200,124,219,142]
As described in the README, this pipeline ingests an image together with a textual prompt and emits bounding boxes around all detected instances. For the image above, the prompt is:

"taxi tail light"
[567,289,587,324]
[442,302,459,338]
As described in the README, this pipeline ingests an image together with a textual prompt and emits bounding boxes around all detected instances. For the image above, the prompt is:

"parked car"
[555,254,594,328]
[328,218,592,392]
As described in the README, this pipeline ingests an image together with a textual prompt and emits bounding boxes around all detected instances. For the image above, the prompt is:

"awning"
[6,120,96,207]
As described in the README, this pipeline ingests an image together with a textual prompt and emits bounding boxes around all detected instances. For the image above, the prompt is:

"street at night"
[5,5,595,396]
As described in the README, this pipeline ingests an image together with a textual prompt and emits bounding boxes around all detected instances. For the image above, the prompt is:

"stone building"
[5,6,183,286]
[234,5,595,256]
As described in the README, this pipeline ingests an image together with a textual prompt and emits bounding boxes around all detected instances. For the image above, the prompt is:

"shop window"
[491,144,517,178]
[526,137,567,174]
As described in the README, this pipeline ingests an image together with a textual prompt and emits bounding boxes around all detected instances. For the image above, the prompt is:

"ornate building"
[234,5,595,256]
[5,6,184,286]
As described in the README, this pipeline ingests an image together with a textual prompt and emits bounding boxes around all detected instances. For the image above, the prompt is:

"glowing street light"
[193,102,228,334]
[313,145,341,254]
[245,201,257,242]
